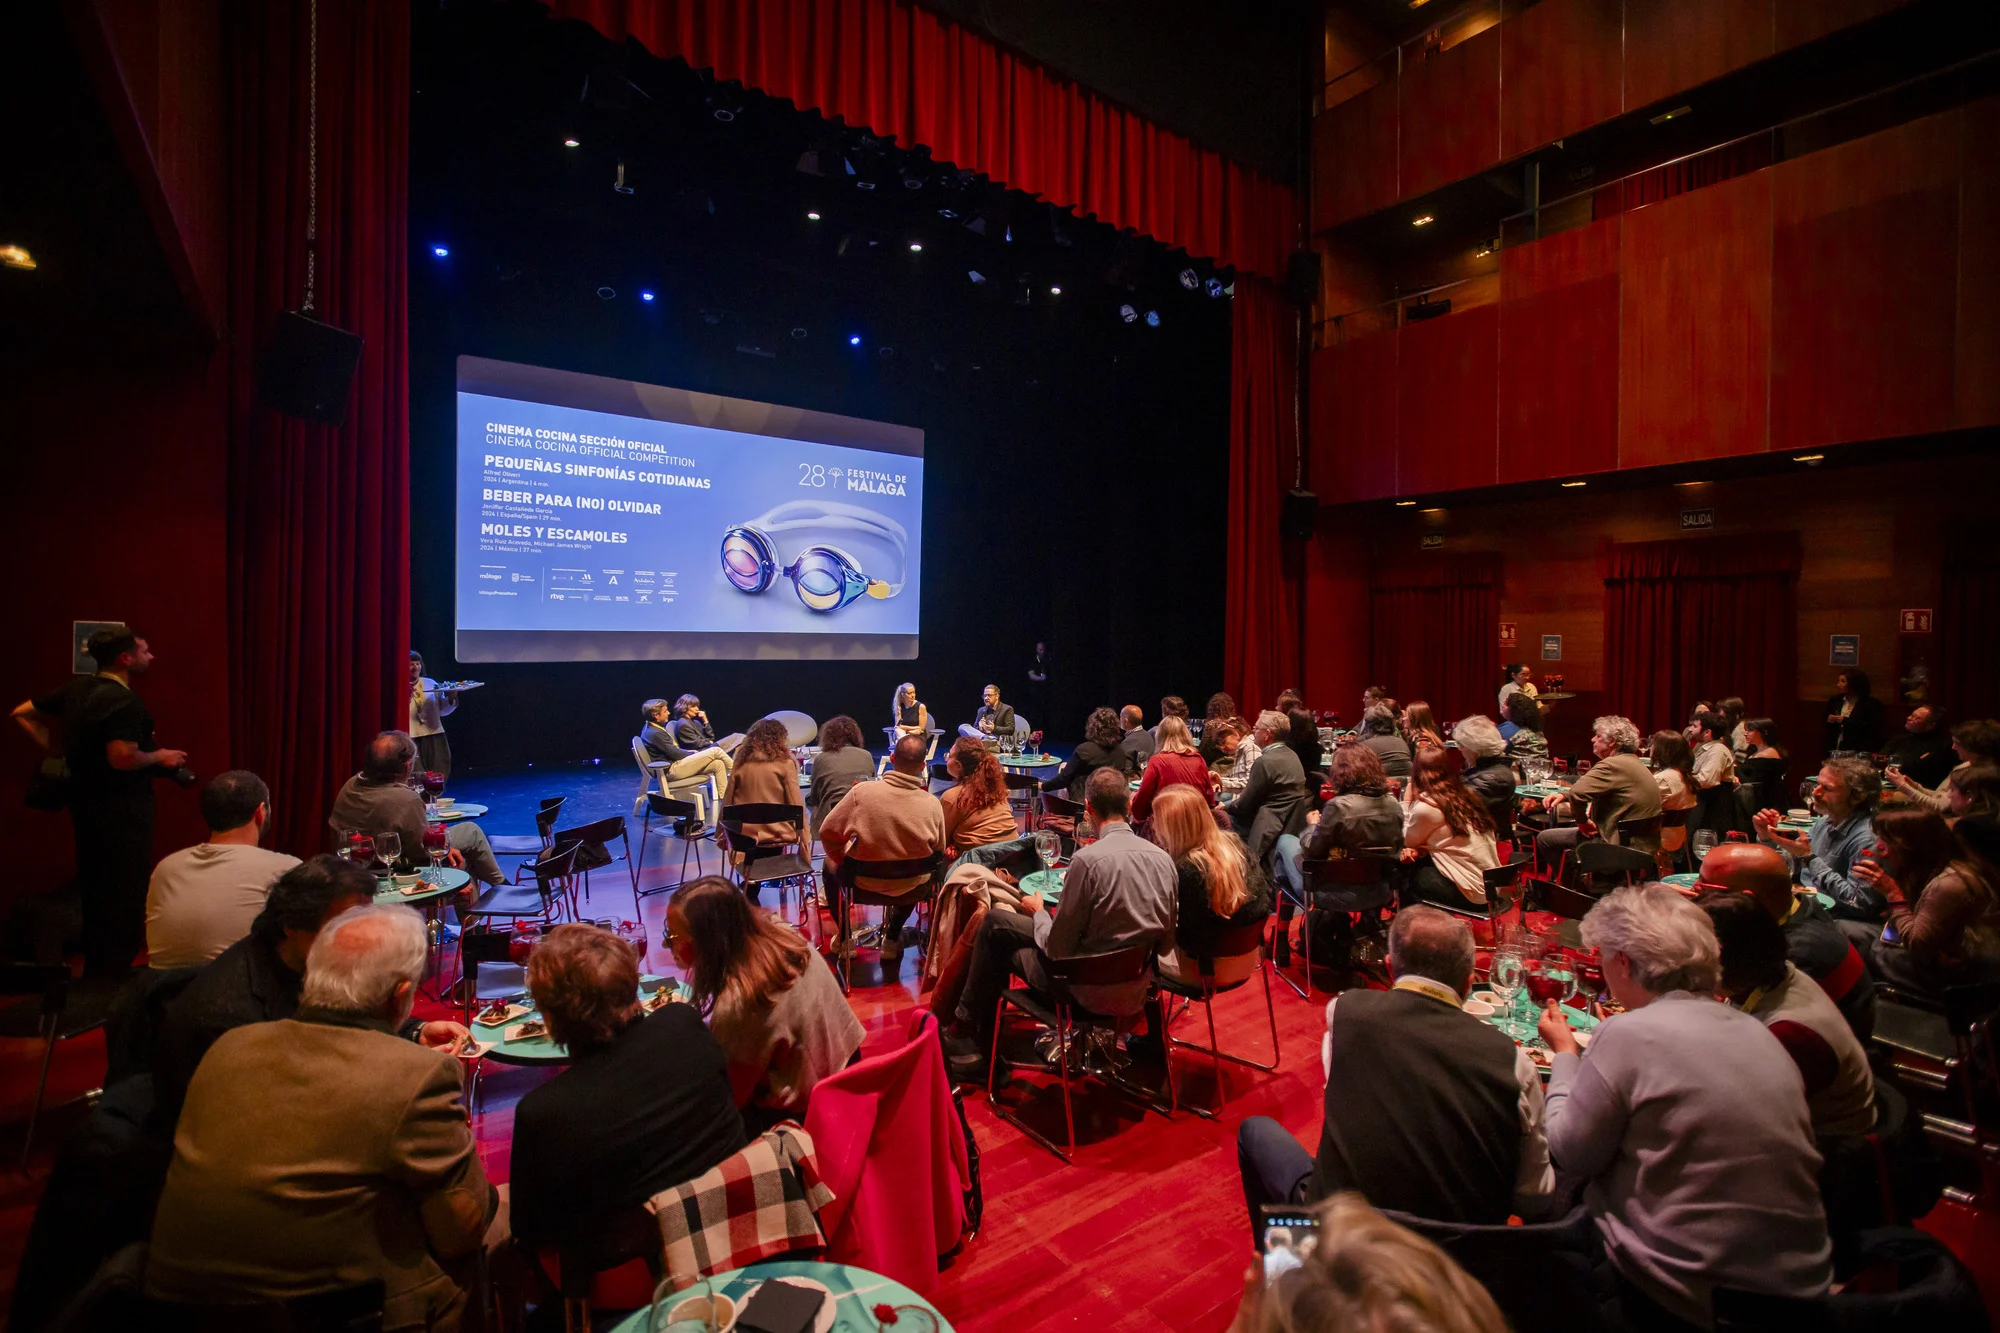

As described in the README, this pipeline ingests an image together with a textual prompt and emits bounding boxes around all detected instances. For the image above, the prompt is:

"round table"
[470,975,686,1065]
[998,755,1059,770]
[1018,866,1065,905]
[1660,871,1835,910]
[610,1260,954,1333]
[431,802,488,822]
[373,866,472,908]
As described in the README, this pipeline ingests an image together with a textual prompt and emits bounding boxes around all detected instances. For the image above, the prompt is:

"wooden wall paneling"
[1958,96,2000,429]
[1317,77,1399,227]
[1498,218,1621,483]
[1399,23,1501,202]
[1770,111,1960,451]
[1774,0,1911,52]
[1624,0,1774,111]
[1617,170,1774,469]
[1397,303,1500,495]
[1311,331,1400,502]
[1500,0,1624,160]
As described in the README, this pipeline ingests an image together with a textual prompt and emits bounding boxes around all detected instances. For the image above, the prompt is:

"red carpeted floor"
[4,853,2000,1331]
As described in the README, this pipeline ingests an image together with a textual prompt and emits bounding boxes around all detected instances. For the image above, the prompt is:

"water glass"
[375,830,402,870]
[651,1276,718,1332]
[1034,828,1061,871]
[1489,949,1524,1026]
[1691,829,1718,865]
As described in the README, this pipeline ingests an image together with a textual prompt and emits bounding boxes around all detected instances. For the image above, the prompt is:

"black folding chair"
[824,851,949,993]
[1004,771,1042,830]
[551,815,638,920]
[1284,850,1398,999]
[1156,918,1279,1119]
[636,793,711,903]
[0,963,99,1167]
[718,803,816,924]
[1577,840,1655,894]
[488,797,567,883]
[988,942,1164,1161]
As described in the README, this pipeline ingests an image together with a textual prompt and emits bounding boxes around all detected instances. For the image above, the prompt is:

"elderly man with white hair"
[1538,885,1831,1331]
[1534,714,1663,887]
[147,905,496,1331]
[1453,715,1517,836]
[1229,709,1311,872]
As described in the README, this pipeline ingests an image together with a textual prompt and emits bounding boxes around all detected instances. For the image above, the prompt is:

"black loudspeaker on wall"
[1281,488,1318,540]
[257,311,364,426]
[1285,250,1322,308]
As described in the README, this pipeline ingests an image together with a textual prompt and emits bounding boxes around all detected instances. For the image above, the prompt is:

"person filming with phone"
[13,627,190,977]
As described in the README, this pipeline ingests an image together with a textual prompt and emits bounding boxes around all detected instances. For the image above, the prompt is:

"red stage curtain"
[1369,554,1502,725]
[1603,534,1799,738]
[1940,541,2000,721]
[548,0,1297,281]
[225,0,411,857]
[1225,279,1299,714]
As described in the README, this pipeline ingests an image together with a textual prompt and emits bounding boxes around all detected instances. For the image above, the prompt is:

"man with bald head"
[327,730,504,886]
[817,732,947,967]
[1237,906,1552,1232]
[1700,842,1875,1041]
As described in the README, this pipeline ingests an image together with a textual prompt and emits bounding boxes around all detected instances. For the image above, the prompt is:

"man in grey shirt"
[943,767,1175,1083]
[326,731,505,886]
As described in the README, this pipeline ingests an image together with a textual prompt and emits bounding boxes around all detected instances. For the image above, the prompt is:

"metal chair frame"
[987,942,1166,1161]
[1157,918,1280,1119]
[551,815,638,920]
[718,803,818,932]
[0,963,91,1167]
[490,797,567,884]
[1003,771,1042,830]
[636,793,712,902]
[1279,848,1398,999]
[824,851,948,994]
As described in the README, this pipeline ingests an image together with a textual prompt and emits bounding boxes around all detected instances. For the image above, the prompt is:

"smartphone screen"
[1257,1206,1321,1286]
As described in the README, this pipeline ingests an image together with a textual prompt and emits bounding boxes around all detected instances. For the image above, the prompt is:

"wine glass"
[375,830,402,874]
[1489,948,1524,1028]
[423,822,450,881]
[346,832,377,871]
[421,769,447,815]
[1034,828,1061,872]
[1691,829,1718,866]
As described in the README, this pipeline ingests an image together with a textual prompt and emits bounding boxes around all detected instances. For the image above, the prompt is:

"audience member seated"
[1849,808,2000,1001]
[1888,718,2000,814]
[1690,710,1737,792]
[1153,694,1190,747]
[1698,892,1877,1136]
[1698,841,1876,1042]
[1502,693,1549,765]
[146,906,496,1330]
[958,683,1016,742]
[1453,716,1516,837]
[1885,705,1956,792]
[1400,700,1445,754]
[1539,885,1831,1330]
[1535,715,1663,884]
[1131,716,1216,821]
[511,923,747,1252]
[1951,765,2000,824]
[1401,747,1499,914]
[671,877,862,1136]
[1209,720,1257,795]
[328,730,505,886]
[671,693,744,754]
[1754,756,1881,921]
[1198,692,1240,765]
[1042,706,1136,802]
[1716,696,1747,758]
[1152,787,1269,987]
[1227,1193,1508,1333]
[940,738,1019,854]
[1302,745,1403,861]
[891,680,930,740]
[1281,710,1321,780]
[640,696,732,792]
[1742,716,1785,762]
[720,719,804,886]
[1230,711,1311,872]
[1117,704,1156,769]
[944,768,1174,1083]
[1823,668,1887,756]
[1237,907,1551,1227]
[145,770,299,970]
[817,734,947,963]
[1357,705,1412,779]
[1650,731,1699,864]
[806,714,874,835]
[152,855,379,1127]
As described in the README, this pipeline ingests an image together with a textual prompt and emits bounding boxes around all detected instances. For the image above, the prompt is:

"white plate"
[735,1277,835,1333]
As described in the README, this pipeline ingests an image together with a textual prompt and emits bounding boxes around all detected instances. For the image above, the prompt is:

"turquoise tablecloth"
[610,1260,954,1332]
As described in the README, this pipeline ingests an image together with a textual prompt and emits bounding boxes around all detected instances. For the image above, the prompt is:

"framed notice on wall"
[1541,634,1562,661]
[1830,635,1860,667]
[1500,622,1519,650]
[71,621,125,674]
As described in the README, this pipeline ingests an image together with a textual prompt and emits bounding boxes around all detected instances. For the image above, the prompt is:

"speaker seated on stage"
[670,694,746,758]
[642,699,731,789]
[957,684,1016,742]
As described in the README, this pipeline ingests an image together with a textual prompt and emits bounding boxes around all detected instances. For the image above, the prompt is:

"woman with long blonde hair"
[1152,785,1270,985]
[891,681,928,740]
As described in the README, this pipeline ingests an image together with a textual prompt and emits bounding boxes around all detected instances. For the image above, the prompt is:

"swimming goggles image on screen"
[719,500,910,612]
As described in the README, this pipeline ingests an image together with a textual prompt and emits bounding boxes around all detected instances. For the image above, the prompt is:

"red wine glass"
[346,832,377,872]
[423,822,450,880]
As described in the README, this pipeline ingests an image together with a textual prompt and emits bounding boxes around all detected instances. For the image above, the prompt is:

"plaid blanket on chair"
[648,1122,835,1291]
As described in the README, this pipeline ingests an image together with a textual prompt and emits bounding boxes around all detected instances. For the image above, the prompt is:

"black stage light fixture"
[258,312,363,426]
[1119,303,1138,324]
[1280,489,1319,540]
[597,286,618,300]
[613,162,634,195]
[1179,268,1199,290]
[1205,277,1225,298]
[1145,310,1161,327]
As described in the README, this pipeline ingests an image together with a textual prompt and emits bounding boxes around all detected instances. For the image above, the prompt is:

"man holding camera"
[12,627,189,976]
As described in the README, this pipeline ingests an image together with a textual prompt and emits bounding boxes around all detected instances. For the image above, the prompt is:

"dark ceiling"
[916,0,1314,183]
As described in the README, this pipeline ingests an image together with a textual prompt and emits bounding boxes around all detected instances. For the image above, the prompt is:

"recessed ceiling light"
[1395,500,1416,507]
[1409,0,1431,7]
[1049,285,1061,295]
[806,211,821,221]
[2,244,40,270]
[1413,214,1435,227]
[563,137,581,148]
[1650,106,1693,126]
[1793,453,1825,463]
[1561,480,1587,488]
[909,242,922,252]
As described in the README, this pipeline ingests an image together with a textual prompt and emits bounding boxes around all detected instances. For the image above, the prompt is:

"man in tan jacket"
[147,905,496,1331]
[818,734,947,964]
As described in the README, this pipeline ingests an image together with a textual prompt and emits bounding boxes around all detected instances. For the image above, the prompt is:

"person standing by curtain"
[407,652,456,787]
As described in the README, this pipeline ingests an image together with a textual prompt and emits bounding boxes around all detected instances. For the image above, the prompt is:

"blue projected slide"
[454,356,923,662]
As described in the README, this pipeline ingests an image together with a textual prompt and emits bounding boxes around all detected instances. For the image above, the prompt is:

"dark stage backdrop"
[407,271,1230,773]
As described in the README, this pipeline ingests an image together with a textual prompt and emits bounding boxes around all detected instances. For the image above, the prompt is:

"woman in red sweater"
[1132,716,1216,820]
